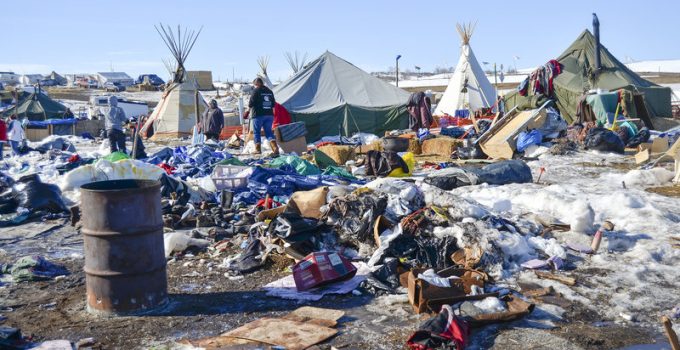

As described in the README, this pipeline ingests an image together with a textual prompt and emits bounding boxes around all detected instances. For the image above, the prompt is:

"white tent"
[434,23,496,116]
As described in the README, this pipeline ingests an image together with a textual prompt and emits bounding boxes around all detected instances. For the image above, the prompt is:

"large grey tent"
[274,51,410,141]
[503,30,672,124]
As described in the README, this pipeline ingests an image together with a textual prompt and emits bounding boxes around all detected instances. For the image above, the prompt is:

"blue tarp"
[27,119,77,127]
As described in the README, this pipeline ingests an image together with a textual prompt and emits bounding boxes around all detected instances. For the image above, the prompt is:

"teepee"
[142,24,207,140]
[284,51,308,75]
[434,23,496,116]
[257,56,273,88]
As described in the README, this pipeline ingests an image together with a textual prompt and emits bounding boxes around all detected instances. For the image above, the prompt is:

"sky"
[2,0,679,82]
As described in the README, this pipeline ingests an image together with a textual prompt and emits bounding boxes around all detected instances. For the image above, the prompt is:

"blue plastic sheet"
[516,130,543,152]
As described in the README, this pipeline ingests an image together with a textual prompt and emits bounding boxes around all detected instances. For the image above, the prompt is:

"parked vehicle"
[89,95,149,119]
[135,74,165,86]
[104,82,126,92]
[39,79,58,87]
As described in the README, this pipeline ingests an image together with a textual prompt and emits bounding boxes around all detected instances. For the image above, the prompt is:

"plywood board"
[479,108,546,159]
[222,317,337,350]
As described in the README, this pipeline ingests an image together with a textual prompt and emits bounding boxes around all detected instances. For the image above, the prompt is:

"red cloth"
[0,120,7,142]
[68,154,81,163]
[273,103,291,129]
[159,163,175,175]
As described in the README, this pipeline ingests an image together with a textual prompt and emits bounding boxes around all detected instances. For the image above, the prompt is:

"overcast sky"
[1,0,678,82]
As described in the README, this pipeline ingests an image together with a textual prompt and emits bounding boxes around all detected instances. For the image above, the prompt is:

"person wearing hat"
[248,77,278,155]
[200,99,224,142]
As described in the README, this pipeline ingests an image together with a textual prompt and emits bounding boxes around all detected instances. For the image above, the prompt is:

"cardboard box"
[651,137,669,153]
[407,267,488,314]
[275,128,307,154]
[635,149,651,164]
[292,252,357,291]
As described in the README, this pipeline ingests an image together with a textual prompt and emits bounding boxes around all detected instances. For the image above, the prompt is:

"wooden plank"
[221,317,337,350]
[478,102,549,160]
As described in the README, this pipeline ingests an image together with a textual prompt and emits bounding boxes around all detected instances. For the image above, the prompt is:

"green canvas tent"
[1,92,68,121]
[273,51,410,141]
[503,30,672,124]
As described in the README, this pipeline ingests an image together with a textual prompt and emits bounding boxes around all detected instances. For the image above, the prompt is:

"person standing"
[200,99,224,142]
[102,96,128,153]
[248,77,278,155]
[6,115,25,157]
[0,118,7,159]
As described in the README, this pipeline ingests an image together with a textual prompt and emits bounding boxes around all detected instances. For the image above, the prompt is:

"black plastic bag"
[626,127,651,148]
[12,174,68,213]
[584,127,625,153]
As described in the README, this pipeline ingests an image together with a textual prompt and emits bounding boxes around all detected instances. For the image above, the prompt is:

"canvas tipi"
[434,23,496,116]
[142,24,207,140]
[257,56,273,88]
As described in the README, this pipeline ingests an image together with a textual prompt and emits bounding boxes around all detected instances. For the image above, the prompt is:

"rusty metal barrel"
[80,179,167,315]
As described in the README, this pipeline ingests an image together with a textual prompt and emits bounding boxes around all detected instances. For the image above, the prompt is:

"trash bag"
[516,130,543,152]
[324,190,388,246]
[626,127,651,148]
[440,127,467,138]
[424,168,477,190]
[13,174,68,213]
[468,160,533,185]
[584,127,625,153]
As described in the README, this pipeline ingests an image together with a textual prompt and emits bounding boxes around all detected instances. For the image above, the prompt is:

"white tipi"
[257,56,273,89]
[434,23,496,116]
[142,24,207,140]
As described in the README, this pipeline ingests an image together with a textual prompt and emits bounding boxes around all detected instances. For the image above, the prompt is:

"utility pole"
[396,55,402,87]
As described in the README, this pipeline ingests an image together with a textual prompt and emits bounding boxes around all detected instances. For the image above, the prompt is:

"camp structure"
[434,23,496,117]
[19,74,44,86]
[185,71,214,90]
[47,71,68,85]
[142,24,207,140]
[255,56,273,89]
[503,22,671,124]
[96,72,135,87]
[1,90,67,121]
[285,51,308,75]
[273,51,410,141]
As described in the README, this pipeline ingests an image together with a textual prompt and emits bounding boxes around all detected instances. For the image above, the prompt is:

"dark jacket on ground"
[248,86,276,118]
[365,150,409,177]
[201,104,225,135]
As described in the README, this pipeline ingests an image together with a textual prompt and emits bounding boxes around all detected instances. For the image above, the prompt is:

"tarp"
[1,93,68,121]
[274,51,410,141]
[503,30,672,123]
[26,118,77,127]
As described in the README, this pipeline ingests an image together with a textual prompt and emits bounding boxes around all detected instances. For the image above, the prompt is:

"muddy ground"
[0,221,669,349]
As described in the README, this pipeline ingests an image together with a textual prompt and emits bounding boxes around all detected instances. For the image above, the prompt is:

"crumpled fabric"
[407,305,469,350]
[365,151,408,177]
[1,255,69,282]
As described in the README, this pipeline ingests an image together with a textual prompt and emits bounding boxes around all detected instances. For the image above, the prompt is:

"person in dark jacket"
[201,99,224,141]
[407,91,433,131]
[248,77,278,155]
